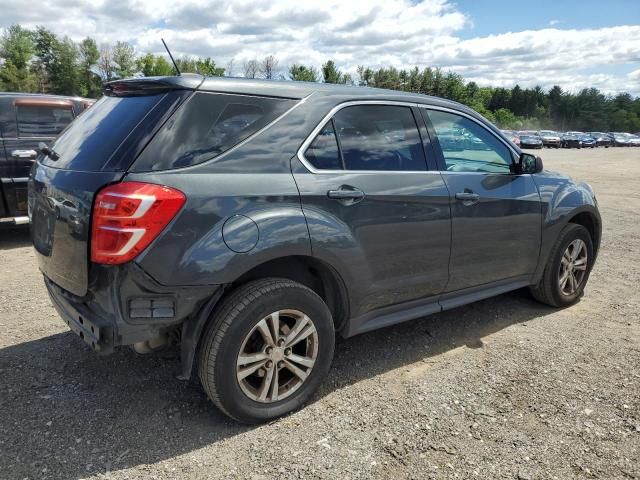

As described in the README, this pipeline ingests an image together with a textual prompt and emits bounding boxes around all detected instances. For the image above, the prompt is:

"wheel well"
[569,212,599,254]
[233,256,350,334]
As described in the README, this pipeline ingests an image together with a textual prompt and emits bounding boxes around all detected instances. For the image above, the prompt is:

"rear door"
[292,102,451,319]
[422,107,542,292]
[5,98,76,218]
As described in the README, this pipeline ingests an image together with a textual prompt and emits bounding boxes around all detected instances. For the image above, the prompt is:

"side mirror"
[518,152,543,174]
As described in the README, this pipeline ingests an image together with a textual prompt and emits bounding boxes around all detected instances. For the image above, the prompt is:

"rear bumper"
[46,277,116,353]
[44,263,220,353]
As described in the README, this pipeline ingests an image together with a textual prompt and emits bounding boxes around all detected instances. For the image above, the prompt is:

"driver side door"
[422,107,543,293]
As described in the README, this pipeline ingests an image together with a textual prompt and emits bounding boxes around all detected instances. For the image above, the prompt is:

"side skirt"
[344,275,532,338]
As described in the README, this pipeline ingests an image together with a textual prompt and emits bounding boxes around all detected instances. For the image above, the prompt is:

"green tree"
[49,36,79,95]
[33,26,58,92]
[288,64,320,82]
[493,108,519,128]
[78,37,101,97]
[195,57,224,76]
[0,24,37,91]
[112,41,136,78]
[322,60,346,84]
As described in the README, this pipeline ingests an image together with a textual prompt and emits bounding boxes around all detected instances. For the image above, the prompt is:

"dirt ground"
[0,147,638,480]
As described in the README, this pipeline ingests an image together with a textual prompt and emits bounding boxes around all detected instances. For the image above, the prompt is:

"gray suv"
[29,75,601,423]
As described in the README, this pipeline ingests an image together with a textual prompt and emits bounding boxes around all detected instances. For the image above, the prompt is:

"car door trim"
[296,100,440,175]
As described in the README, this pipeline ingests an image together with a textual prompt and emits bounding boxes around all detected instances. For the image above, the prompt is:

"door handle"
[11,149,38,159]
[327,187,365,204]
[455,191,480,205]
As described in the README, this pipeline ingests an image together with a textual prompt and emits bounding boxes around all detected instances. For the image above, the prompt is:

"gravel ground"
[0,147,638,480]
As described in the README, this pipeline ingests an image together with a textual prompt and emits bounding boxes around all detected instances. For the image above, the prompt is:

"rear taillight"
[91,182,185,265]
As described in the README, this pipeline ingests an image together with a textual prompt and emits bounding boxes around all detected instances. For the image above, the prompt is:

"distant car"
[611,132,633,147]
[0,93,93,227]
[561,133,581,149]
[501,129,521,147]
[537,130,561,148]
[588,132,612,148]
[578,135,596,148]
[518,131,543,149]
[628,134,640,147]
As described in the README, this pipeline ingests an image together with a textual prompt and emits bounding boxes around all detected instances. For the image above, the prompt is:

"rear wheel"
[530,224,594,307]
[198,278,335,423]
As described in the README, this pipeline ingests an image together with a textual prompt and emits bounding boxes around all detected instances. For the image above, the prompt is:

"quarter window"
[304,104,427,171]
[136,92,296,170]
[17,105,74,137]
[305,120,342,170]
[427,110,513,173]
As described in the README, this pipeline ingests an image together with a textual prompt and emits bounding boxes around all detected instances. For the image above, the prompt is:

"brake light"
[91,182,185,265]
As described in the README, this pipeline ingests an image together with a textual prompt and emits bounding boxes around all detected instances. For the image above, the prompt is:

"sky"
[1,0,639,95]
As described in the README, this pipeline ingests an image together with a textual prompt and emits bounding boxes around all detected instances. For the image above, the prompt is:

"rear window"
[43,93,171,171]
[17,105,74,137]
[133,92,296,171]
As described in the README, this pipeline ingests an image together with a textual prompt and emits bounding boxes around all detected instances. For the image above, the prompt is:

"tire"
[530,224,594,307]
[198,278,335,423]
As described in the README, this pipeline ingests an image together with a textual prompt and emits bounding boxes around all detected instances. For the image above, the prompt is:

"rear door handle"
[11,149,38,159]
[327,187,365,204]
[455,192,480,205]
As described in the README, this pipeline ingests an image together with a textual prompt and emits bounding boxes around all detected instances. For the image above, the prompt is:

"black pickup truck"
[0,93,92,226]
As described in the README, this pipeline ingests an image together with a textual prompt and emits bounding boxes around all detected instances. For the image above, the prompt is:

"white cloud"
[1,0,639,95]
[548,19,560,26]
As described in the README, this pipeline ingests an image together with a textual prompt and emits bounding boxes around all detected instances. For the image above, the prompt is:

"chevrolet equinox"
[28,75,601,423]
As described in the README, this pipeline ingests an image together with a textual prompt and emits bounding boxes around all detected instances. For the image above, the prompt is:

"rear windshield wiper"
[38,142,60,161]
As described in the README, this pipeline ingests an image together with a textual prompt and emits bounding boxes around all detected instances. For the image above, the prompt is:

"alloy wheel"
[236,309,318,403]
[558,239,588,296]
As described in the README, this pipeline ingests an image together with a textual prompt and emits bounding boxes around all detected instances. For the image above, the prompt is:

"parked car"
[501,129,521,147]
[578,134,596,148]
[537,130,561,148]
[588,132,612,147]
[29,75,601,423]
[628,134,640,146]
[518,131,543,149]
[561,132,581,148]
[0,93,92,227]
[610,132,633,147]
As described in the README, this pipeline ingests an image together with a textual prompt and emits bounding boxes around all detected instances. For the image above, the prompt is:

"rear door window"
[17,104,74,137]
[333,105,426,171]
[134,92,296,171]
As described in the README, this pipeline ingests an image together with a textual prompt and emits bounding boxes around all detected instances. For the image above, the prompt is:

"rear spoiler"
[104,74,205,97]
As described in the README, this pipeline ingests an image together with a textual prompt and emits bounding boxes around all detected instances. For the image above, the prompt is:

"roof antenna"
[161,38,181,76]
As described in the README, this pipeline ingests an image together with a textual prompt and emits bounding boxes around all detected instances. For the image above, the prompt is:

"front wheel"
[198,278,335,423]
[530,224,594,307]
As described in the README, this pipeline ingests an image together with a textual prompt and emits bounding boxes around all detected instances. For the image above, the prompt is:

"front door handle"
[11,149,38,159]
[327,186,365,204]
[455,191,480,205]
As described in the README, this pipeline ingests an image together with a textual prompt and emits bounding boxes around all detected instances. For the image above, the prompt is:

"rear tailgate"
[28,83,194,296]
[30,166,123,296]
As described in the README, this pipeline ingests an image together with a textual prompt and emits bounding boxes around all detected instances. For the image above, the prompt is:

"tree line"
[1,24,639,132]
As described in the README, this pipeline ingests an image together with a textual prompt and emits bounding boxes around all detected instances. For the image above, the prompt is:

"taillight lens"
[91,182,186,265]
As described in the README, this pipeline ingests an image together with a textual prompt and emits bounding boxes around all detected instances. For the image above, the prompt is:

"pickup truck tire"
[530,223,594,307]
[198,278,335,423]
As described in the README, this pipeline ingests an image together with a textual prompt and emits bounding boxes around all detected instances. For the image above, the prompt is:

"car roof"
[109,74,473,111]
